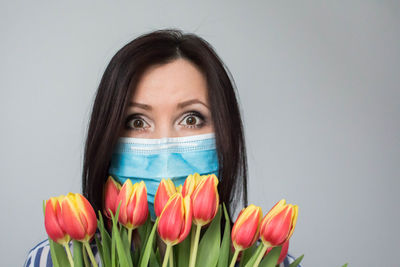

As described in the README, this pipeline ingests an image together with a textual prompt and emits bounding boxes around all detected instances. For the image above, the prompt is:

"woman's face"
[120,58,214,138]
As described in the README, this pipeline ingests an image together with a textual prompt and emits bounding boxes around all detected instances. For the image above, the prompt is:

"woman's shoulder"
[24,238,101,267]
[24,239,51,267]
[282,252,303,267]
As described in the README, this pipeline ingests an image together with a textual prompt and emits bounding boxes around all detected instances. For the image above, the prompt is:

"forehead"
[132,58,208,105]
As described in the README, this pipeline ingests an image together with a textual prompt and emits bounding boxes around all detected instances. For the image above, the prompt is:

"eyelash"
[180,111,206,128]
[124,111,206,131]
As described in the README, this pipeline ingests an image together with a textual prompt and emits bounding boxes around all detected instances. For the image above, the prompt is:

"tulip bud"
[157,192,192,246]
[154,178,176,217]
[103,176,121,219]
[61,193,97,242]
[260,199,298,247]
[231,204,263,251]
[265,239,289,264]
[182,173,202,197]
[44,196,70,245]
[116,180,148,229]
[191,174,219,226]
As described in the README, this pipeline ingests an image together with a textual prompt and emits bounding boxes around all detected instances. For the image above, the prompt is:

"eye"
[125,114,150,131]
[178,112,206,128]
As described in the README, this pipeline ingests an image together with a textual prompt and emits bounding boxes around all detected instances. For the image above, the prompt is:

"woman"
[24,28,301,267]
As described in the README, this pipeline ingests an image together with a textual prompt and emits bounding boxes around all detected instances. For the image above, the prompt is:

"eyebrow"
[129,102,152,110]
[129,99,209,110]
[177,99,209,109]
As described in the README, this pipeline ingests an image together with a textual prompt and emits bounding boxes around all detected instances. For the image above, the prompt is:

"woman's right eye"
[125,115,150,131]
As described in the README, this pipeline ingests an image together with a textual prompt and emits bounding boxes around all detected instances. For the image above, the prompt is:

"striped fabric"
[24,238,303,267]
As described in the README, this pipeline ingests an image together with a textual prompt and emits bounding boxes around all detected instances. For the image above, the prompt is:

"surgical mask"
[108,132,219,219]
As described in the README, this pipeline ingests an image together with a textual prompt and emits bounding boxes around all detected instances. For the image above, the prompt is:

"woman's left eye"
[178,112,205,128]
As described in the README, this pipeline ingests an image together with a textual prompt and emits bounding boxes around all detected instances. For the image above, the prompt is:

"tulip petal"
[177,195,193,243]
[61,195,86,240]
[44,198,67,243]
[76,193,97,239]
[261,205,292,246]
[158,193,184,245]
[192,175,219,226]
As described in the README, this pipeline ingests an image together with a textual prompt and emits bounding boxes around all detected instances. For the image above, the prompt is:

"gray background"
[1,1,399,266]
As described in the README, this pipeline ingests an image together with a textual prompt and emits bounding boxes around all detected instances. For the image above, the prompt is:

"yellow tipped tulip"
[115,180,149,229]
[103,176,121,219]
[157,192,193,246]
[231,204,263,251]
[260,199,298,247]
[44,195,70,245]
[182,173,202,197]
[154,178,176,217]
[191,174,219,226]
[61,193,97,243]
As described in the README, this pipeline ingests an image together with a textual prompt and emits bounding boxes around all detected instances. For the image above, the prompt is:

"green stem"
[128,228,133,248]
[229,250,240,267]
[82,244,89,267]
[169,245,174,267]
[162,244,172,267]
[63,243,74,267]
[84,242,99,267]
[188,224,202,267]
[190,224,196,254]
[253,243,269,267]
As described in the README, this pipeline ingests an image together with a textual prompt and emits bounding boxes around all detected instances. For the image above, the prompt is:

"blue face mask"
[108,132,219,219]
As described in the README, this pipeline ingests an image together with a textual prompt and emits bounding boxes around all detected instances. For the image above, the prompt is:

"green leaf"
[138,219,155,265]
[176,232,191,267]
[239,243,258,267]
[289,254,304,267]
[94,235,105,267]
[82,243,89,267]
[150,246,161,267]
[48,239,69,267]
[110,203,133,267]
[138,216,152,248]
[120,227,134,265]
[97,211,112,267]
[73,240,84,267]
[149,246,161,267]
[195,206,222,267]
[111,226,116,267]
[217,203,231,267]
[340,264,348,267]
[244,243,265,267]
[259,246,282,267]
[139,218,159,267]
[43,200,46,216]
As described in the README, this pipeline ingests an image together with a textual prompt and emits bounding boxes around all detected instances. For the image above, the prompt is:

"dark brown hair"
[82,28,248,220]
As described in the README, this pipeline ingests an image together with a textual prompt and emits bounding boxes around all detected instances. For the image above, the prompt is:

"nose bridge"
[153,112,176,139]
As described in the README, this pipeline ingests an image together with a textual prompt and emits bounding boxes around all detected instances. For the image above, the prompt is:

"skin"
[120,58,215,254]
[120,58,214,138]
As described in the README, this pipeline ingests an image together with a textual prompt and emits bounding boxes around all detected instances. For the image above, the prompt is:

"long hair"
[82,28,248,220]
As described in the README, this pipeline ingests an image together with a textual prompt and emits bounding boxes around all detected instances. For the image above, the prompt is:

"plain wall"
[1,1,399,266]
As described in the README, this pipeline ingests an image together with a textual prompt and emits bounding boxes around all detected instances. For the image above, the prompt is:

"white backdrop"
[1,1,399,266]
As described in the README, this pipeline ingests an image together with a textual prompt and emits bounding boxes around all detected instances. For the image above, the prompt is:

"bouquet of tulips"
[44,173,304,267]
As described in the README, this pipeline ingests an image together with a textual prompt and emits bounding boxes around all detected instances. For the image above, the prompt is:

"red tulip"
[61,193,97,242]
[157,192,192,246]
[260,199,298,247]
[191,174,219,226]
[154,178,176,217]
[116,180,148,229]
[103,176,121,219]
[44,196,70,245]
[231,204,263,251]
[265,239,289,264]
